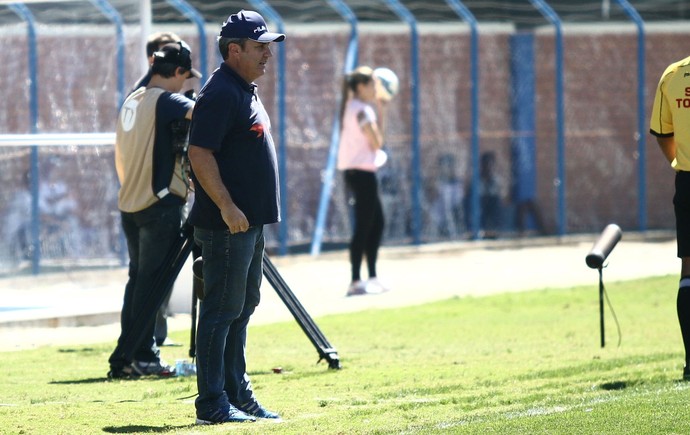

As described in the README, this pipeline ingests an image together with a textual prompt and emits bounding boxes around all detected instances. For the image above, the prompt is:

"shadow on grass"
[57,347,98,353]
[517,352,678,382]
[103,424,193,433]
[50,377,110,385]
[599,381,628,390]
[265,367,341,381]
[50,376,174,385]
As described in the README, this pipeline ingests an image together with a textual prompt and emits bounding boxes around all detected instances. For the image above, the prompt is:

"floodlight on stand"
[586,223,622,269]
[585,223,622,348]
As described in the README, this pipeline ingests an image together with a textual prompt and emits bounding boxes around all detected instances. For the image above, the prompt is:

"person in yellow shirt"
[650,55,690,381]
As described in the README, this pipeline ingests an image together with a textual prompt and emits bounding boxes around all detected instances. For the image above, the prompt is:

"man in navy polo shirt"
[187,10,285,425]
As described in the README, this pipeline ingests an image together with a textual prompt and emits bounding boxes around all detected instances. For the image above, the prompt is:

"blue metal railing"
[8,3,40,275]
[9,1,126,274]
[528,0,566,236]
[247,0,288,255]
[445,0,480,239]
[166,0,209,83]
[89,0,126,107]
[613,0,646,231]
[382,0,422,245]
[310,0,359,256]
[89,0,127,267]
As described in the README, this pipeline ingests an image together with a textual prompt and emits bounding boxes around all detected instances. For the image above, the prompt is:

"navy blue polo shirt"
[188,63,280,229]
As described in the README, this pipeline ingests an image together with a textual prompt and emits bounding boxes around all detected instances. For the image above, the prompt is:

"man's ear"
[228,42,241,56]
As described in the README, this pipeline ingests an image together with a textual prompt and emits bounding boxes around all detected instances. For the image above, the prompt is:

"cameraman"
[108,41,200,378]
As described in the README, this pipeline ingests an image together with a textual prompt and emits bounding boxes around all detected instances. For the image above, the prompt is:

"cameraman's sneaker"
[131,359,176,377]
[107,364,140,380]
[237,400,281,420]
[196,406,256,424]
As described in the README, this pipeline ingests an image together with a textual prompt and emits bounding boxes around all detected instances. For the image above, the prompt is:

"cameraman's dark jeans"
[109,203,183,368]
[194,226,263,416]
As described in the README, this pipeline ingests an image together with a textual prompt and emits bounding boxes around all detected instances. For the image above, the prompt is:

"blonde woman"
[337,66,389,296]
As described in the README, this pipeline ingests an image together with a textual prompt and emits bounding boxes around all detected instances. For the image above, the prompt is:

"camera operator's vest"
[115,87,188,213]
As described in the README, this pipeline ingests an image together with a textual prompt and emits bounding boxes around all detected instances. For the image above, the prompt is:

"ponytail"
[338,66,374,130]
[338,75,351,131]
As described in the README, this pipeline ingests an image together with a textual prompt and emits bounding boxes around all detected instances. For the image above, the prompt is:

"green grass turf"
[1,274,689,434]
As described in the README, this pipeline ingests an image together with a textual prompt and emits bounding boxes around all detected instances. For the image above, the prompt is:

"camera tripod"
[110,223,341,370]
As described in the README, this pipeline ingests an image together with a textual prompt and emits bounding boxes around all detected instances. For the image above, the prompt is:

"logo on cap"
[219,10,285,43]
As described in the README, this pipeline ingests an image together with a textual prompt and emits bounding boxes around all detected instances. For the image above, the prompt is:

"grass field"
[1,274,690,434]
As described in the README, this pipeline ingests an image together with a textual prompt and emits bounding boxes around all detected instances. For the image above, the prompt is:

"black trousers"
[109,202,182,368]
[344,169,384,282]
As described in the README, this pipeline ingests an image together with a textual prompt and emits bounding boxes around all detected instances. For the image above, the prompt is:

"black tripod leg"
[263,258,330,348]
[189,287,198,359]
[189,249,203,359]
[262,255,341,369]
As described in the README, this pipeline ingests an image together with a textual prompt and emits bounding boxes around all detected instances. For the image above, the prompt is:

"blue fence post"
[89,0,127,267]
[528,0,566,236]
[166,0,209,83]
[510,34,539,234]
[89,0,125,107]
[310,0,359,256]
[8,4,41,275]
[246,0,288,255]
[613,0,646,231]
[381,0,422,245]
[445,0,481,240]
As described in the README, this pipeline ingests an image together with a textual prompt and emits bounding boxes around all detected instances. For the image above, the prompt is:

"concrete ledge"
[0,310,121,329]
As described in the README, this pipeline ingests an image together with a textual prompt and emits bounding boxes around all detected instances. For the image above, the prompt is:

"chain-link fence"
[0,0,685,276]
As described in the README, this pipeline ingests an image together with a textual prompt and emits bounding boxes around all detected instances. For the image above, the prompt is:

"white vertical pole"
[140,0,152,74]
[602,0,611,19]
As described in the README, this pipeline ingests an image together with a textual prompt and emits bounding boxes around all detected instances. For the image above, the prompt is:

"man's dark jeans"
[193,226,264,416]
[109,203,183,368]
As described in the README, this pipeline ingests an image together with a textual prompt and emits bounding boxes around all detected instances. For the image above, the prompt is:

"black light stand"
[585,223,622,348]
[597,267,605,347]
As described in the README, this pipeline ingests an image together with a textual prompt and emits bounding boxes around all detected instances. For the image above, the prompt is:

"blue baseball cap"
[219,10,285,43]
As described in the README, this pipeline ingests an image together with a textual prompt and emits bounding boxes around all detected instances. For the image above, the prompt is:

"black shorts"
[674,171,690,257]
